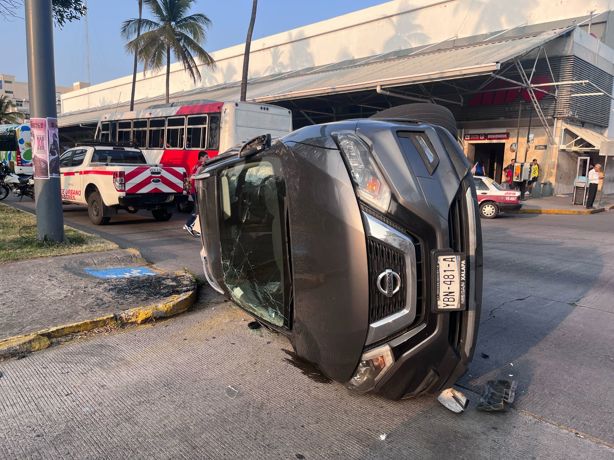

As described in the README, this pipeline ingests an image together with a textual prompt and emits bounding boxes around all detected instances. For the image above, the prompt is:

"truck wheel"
[479,201,499,219]
[152,208,172,221]
[87,190,111,225]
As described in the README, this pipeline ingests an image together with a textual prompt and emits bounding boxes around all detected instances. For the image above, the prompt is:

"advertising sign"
[30,117,60,180]
[464,133,510,141]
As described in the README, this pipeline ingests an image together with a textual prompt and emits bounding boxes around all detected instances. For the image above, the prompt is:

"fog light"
[346,345,394,393]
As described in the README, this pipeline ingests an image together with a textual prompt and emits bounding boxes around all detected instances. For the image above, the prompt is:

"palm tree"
[0,95,22,124]
[240,0,258,102]
[128,0,143,111]
[121,0,215,105]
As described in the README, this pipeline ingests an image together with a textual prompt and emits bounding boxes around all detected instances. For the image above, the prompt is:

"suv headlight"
[333,132,391,213]
[346,344,395,393]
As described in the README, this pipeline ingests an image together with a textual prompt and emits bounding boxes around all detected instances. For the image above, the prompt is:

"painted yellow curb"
[0,282,197,361]
[512,208,605,215]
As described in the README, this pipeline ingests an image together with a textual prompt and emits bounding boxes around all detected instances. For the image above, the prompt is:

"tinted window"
[59,150,73,168]
[218,156,289,327]
[148,118,165,148]
[208,114,220,150]
[72,149,86,167]
[397,131,440,175]
[474,178,489,191]
[91,149,147,164]
[0,133,17,151]
[186,115,207,149]
[166,117,185,148]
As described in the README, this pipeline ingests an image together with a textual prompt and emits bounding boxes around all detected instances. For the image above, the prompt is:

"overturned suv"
[197,104,482,399]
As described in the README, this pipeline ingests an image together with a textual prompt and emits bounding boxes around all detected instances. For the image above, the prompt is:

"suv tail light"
[113,171,125,192]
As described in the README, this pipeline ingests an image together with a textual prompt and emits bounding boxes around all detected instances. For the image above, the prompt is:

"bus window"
[166,117,185,149]
[133,120,147,147]
[99,122,111,142]
[186,115,207,149]
[148,118,165,148]
[118,121,132,143]
[208,114,220,150]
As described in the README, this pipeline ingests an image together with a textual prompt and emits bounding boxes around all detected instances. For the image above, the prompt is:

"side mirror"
[238,134,271,158]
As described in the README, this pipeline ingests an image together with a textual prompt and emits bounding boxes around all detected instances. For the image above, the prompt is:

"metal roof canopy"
[561,123,611,152]
[58,25,572,128]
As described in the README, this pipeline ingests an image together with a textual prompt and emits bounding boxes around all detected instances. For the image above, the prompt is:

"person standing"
[585,164,603,209]
[183,151,208,236]
[528,158,540,195]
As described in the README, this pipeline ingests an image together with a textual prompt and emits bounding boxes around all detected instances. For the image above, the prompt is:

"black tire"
[87,190,111,225]
[152,208,172,221]
[479,201,499,219]
[177,200,194,214]
[371,103,457,137]
[0,184,9,201]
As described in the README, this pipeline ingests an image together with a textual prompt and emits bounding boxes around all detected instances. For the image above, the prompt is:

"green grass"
[0,204,117,263]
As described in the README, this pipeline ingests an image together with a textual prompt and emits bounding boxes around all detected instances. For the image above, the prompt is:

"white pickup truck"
[59,144,186,225]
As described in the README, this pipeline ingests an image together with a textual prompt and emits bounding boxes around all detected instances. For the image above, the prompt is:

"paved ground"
[0,200,612,458]
[0,249,194,341]
[518,194,612,213]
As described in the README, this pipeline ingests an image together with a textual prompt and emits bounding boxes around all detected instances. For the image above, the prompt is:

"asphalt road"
[1,198,613,458]
[6,196,204,276]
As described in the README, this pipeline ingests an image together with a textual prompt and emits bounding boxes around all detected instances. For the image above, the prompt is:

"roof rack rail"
[74,140,140,148]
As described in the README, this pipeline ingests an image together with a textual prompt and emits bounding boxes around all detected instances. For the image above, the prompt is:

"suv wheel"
[152,208,172,221]
[87,190,111,225]
[479,201,499,219]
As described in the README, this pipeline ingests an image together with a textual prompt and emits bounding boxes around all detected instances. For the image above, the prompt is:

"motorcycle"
[0,163,34,200]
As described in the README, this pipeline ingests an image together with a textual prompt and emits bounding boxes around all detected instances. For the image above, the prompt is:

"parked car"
[197,104,483,400]
[59,143,186,225]
[473,175,521,218]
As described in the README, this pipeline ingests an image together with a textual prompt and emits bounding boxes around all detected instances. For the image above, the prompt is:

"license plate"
[436,253,466,311]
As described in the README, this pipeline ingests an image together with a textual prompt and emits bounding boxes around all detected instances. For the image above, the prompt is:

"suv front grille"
[367,237,407,323]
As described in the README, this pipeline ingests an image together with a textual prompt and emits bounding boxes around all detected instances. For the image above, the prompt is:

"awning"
[560,123,611,152]
[59,27,570,128]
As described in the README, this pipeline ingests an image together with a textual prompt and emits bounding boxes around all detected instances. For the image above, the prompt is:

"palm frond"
[121,18,161,39]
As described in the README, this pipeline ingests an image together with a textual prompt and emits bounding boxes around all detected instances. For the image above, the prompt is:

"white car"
[473,176,522,218]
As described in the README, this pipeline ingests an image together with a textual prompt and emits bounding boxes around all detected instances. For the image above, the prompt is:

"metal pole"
[25,0,64,242]
[514,101,522,163]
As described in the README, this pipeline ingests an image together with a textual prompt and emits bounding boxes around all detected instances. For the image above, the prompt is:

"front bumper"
[353,183,482,400]
[498,202,522,212]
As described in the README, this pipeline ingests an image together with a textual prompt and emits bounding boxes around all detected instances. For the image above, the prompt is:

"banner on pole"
[30,117,60,179]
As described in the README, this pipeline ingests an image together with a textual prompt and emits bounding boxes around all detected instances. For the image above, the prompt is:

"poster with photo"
[47,118,60,177]
[30,118,49,179]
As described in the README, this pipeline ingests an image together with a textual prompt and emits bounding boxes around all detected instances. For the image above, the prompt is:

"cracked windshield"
[219,157,288,327]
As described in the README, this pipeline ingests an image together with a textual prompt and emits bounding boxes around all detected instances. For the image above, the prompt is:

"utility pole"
[25,0,64,242]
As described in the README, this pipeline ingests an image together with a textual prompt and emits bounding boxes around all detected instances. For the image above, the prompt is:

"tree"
[122,0,215,105]
[240,0,258,102]
[0,0,86,28]
[129,0,143,111]
[0,95,23,124]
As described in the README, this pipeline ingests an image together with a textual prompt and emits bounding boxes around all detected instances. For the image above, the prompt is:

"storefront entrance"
[473,143,505,183]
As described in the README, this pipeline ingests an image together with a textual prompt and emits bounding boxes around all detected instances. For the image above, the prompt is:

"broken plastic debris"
[379,434,387,441]
[437,388,469,413]
[225,385,239,399]
[477,380,517,412]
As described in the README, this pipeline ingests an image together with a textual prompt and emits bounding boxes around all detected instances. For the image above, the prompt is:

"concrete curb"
[0,282,198,361]
[512,207,606,215]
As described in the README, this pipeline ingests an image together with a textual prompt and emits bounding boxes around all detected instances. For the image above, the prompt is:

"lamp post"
[25,0,64,242]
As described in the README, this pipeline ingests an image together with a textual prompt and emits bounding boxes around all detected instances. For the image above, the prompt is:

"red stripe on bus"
[176,102,223,115]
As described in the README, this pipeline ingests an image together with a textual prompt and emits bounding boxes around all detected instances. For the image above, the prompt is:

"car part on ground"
[437,387,470,413]
[197,104,483,400]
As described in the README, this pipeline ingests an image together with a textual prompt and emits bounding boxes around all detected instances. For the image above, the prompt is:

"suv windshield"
[91,149,147,164]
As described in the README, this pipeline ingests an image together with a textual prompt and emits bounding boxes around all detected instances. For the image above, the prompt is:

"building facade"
[0,73,72,120]
[59,0,614,195]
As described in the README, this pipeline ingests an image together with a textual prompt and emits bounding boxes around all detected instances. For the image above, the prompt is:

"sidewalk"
[0,248,197,359]
[514,194,613,215]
